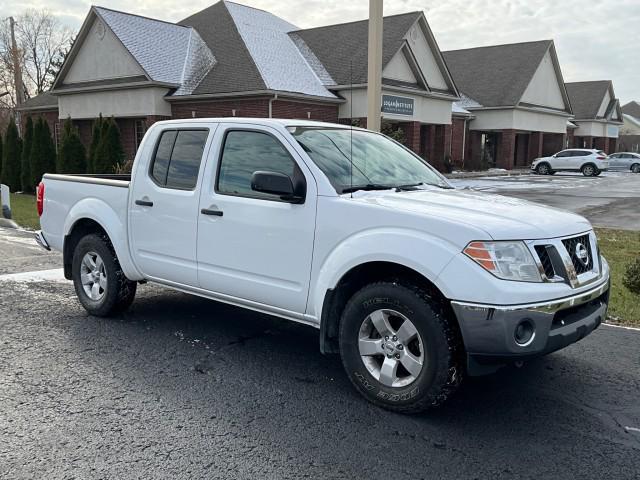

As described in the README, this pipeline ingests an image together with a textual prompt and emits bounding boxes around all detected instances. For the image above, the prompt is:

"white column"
[367,0,383,132]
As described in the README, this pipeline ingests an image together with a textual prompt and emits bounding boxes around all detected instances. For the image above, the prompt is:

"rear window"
[150,130,209,190]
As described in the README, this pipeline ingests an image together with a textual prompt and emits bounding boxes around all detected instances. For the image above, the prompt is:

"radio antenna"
[350,60,354,199]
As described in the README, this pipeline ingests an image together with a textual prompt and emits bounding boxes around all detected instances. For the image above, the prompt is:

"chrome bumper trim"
[451,277,609,315]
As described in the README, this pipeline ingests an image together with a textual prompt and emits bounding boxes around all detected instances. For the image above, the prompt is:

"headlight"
[463,241,542,282]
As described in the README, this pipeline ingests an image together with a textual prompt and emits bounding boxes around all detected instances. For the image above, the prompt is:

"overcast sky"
[3,0,638,103]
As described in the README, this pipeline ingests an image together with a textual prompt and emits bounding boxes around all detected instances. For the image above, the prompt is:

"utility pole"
[366,0,383,132]
[9,17,24,108]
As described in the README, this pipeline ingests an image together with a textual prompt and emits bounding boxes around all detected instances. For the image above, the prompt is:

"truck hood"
[351,188,592,240]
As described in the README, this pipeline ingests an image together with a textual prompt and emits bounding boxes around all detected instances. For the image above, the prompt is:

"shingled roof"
[19,91,57,110]
[622,101,640,119]
[290,12,422,86]
[565,81,612,119]
[180,1,336,98]
[443,40,553,108]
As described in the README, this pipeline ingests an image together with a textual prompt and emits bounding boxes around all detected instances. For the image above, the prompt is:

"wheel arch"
[319,261,457,354]
[62,204,142,281]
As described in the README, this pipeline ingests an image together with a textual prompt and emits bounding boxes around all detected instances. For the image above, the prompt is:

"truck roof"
[152,117,355,130]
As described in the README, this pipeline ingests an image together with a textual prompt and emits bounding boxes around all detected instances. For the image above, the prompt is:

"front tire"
[72,234,137,316]
[631,163,640,174]
[339,282,463,413]
[535,163,551,175]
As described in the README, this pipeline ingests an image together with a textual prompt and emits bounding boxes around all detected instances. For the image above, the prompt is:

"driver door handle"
[201,208,223,217]
[135,199,153,207]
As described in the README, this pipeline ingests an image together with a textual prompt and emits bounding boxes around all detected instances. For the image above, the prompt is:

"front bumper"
[451,279,610,375]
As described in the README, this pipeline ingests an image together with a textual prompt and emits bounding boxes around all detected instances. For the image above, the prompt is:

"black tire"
[594,169,602,176]
[536,163,551,175]
[72,234,137,316]
[339,282,463,413]
[631,163,640,174]
[581,164,596,177]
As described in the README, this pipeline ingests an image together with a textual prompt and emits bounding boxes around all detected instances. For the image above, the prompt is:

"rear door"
[573,150,591,170]
[129,125,215,286]
[196,124,317,314]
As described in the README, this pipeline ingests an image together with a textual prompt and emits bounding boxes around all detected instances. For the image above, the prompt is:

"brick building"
[17,1,459,168]
[565,81,622,153]
[443,41,574,170]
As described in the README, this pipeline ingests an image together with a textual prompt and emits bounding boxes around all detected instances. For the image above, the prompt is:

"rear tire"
[339,282,463,413]
[581,164,596,177]
[535,163,551,175]
[72,234,137,317]
[631,164,640,174]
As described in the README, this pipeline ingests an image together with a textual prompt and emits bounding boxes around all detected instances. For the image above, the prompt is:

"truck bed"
[43,173,131,188]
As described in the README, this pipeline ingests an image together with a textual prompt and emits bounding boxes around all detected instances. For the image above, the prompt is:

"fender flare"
[63,198,143,281]
[309,227,460,322]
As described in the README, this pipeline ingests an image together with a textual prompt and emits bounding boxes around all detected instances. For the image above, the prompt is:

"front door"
[196,124,317,314]
[129,126,215,286]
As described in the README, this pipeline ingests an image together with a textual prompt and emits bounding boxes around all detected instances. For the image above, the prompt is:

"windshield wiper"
[341,184,394,194]
[395,182,453,191]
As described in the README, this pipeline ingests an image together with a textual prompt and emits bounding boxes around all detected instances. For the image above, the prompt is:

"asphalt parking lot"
[1,224,640,479]
[450,171,640,231]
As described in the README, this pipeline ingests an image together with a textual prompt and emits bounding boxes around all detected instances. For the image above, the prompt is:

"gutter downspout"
[268,93,278,118]
[461,117,468,169]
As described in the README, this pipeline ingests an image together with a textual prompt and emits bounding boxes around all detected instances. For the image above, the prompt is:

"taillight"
[596,156,607,160]
[36,181,45,217]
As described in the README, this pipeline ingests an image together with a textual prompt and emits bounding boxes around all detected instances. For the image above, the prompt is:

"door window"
[216,130,297,201]
[150,130,209,190]
[556,151,571,158]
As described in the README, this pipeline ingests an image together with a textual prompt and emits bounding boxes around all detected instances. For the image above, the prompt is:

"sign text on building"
[381,95,414,116]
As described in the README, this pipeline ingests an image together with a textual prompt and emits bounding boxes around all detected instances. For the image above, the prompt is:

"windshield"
[288,127,451,194]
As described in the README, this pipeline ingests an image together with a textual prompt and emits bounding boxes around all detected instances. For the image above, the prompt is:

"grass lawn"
[9,193,40,230]
[596,228,640,327]
[4,195,638,326]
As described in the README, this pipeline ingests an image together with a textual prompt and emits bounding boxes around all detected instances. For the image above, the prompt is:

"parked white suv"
[35,119,610,413]
[531,149,609,176]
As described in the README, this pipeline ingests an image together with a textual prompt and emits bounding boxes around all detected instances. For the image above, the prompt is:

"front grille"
[534,245,555,279]
[562,234,593,275]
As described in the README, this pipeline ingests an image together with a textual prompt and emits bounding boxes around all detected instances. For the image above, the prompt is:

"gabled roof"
[443,40,568,110]
[180,1,336,98]
[290,12,421,87]
[565,80,618,120]
[622,101,640,119]
[53,6,216,96]
[623,113,640,128]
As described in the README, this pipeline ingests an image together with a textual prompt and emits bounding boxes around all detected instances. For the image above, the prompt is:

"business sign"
[381,95,414,116]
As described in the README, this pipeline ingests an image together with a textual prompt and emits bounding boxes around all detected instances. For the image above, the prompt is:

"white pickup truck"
[36,118,610,412]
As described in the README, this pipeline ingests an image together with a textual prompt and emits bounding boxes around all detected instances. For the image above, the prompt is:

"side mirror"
[251,171,304,203]
[552,154,557,158]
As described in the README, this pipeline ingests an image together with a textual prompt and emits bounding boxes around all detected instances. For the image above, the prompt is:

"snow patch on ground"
[0,268,66,283]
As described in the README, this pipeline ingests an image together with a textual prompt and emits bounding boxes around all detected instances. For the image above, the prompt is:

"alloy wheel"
[358,309,425,388]
[80,251,107,301]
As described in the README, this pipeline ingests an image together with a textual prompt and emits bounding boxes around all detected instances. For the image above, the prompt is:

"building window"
[54,122,61,152]
[134,120,146,152]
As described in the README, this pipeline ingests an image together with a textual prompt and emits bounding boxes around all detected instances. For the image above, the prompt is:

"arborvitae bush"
[57,117,87,174]
[94,118,125,173]
[87,114,103,173]
[30,118,56,185]
[1,119,22,192]
[21,117,34,192]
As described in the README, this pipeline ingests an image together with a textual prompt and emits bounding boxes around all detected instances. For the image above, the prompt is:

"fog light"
[514,319,535,346]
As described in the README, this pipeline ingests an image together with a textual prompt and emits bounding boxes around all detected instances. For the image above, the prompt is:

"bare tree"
[0,10,73,110]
